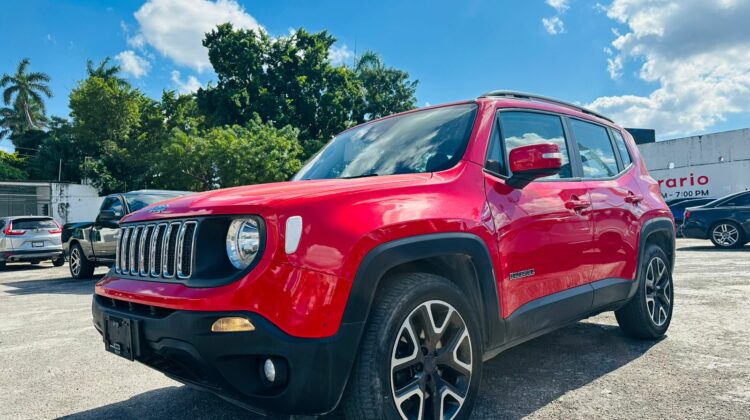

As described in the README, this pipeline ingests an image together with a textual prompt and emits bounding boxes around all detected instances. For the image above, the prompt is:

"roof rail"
[478,90,614,124]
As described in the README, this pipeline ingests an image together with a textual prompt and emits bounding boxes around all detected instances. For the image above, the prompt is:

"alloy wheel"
[712,224,739,247]
[644,256,671,326]
[70,248,81,277]
[390,300,472,420]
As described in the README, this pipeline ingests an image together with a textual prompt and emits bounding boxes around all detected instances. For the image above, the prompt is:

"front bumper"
[92,295,362,416]
[1,248,64,262]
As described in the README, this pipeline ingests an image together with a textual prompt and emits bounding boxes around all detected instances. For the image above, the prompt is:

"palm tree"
[0,58,52,130]
[86,57,127,86]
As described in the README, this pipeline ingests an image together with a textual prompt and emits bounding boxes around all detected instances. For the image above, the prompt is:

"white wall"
[51,183,103,224]
[637,128,750,201]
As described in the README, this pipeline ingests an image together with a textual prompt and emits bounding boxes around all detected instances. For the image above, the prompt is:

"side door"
[720,192,750,241]
[569,119,643,283]
[91,196,125,261]
[483,110,594,321]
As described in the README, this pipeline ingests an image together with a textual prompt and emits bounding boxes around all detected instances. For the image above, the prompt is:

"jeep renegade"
[92,91,675,419]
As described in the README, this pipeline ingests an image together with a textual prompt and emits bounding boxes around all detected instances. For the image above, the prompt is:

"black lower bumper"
[1,249,63,262]
[92,295,362,416]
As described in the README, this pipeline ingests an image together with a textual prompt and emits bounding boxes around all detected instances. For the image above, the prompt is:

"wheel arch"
[342,233,505,350]
[638,217,676,280]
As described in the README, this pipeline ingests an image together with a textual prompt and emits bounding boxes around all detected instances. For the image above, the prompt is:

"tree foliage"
[0,58,52,131]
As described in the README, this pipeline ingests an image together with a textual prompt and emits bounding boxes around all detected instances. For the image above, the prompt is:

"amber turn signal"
[211,317,255,332]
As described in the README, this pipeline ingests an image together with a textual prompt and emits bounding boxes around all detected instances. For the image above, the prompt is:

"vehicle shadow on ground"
[1,275,103,296]
[61,321,660,420]
[677,245,748,252]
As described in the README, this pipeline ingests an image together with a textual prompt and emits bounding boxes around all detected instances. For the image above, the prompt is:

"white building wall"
[637,128,750,201]
[50,183,102,224]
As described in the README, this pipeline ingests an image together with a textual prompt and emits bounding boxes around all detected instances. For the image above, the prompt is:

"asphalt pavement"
[0,238,748,419]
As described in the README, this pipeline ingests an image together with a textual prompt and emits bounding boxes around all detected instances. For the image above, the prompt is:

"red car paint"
[95,96,672,339]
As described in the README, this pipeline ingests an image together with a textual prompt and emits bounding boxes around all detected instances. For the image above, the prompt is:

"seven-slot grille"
[115,221,197,279]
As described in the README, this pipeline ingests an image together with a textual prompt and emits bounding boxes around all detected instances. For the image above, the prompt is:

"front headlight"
[226,218,261,270]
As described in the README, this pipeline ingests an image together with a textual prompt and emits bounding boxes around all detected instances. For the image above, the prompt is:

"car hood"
[122,174,432,222]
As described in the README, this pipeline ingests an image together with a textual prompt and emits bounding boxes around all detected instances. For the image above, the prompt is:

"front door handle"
[565,197,591,211]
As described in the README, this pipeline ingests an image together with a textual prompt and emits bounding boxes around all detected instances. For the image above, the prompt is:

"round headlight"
[226,218,261,270]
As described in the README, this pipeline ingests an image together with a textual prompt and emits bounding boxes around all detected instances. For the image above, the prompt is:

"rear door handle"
[625,192,644,204]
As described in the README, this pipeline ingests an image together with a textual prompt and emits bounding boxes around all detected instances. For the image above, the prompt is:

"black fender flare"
[341,232,505,349]
[631,217,675,300]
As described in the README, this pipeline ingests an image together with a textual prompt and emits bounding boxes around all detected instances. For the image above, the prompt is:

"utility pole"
[58,159,62,182]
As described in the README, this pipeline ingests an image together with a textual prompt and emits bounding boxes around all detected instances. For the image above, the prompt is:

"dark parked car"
[682,191,750,248]
[669,198,714,235]
[63,190,189,278]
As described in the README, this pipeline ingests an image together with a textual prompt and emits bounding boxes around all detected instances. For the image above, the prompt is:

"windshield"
[125,193,184,212]
[293,104,478,180]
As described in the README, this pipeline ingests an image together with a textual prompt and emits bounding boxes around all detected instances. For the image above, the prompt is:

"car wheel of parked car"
[342,272,482,420]
[52,257,65,267]
[709,221,745,249]
[615,244,674,339]
[69,243,95,279]
[0,261,5,270]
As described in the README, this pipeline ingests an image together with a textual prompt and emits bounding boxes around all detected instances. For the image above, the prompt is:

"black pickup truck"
[63,190,189,278]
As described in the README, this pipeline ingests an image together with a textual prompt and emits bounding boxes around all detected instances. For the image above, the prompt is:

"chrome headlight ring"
[225,218,262,270]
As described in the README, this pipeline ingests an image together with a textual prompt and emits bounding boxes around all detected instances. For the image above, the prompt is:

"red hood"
[123,174,432,222]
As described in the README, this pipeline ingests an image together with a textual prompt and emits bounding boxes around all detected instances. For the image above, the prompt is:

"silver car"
[0,216,65,269]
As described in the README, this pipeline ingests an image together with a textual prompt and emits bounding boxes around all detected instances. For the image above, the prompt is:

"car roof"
[1,215,54,220]
[110,190,191,198]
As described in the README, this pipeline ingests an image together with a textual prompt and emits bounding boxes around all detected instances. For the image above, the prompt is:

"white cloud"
[328,44,354,66]
[542,0,569,35]
[542,16,565,35]
[115,50,151,78]
[132,0,261,72]
[547,0,570,13]
[588,0,750,136]
[171,70,202,93]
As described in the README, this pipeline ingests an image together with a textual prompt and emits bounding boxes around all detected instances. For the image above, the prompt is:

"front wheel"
[342,273,482,420]
[69,244,95,279]
[710,221,745,249]
[615,245,674,339]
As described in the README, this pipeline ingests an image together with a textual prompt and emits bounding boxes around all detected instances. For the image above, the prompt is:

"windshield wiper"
[340,173,380,179]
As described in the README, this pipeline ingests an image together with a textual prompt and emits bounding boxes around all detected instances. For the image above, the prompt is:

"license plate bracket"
[32,241,44,248]
[104,315,140,361]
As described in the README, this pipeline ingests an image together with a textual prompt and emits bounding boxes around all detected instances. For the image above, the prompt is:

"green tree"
[26,117,83,182]
[155,117,302,191]
[198,24,417,158]
[1,58,52,130]
[86,57,127,86]
[0,150,28,180]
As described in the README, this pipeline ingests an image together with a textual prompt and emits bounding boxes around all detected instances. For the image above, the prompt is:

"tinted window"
[498,111,572,179]
[611,130,632,166]
[12,218,57,229]
[101,197,124,215]
[570,119,618,178]
[724,192,750,207]
[294,104,478,180]
[125,194,180,212]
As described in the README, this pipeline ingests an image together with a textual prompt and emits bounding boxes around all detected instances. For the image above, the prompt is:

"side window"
[498,111,572,179]
[725,193,750,207]
[101,197,124,216]
[570,119,618,178]
[611,130,632,167]
[484,121,505,175]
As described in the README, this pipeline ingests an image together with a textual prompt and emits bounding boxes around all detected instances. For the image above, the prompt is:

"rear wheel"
[69,244,95,279]
[709,221,744,249]
[616,245,673,339]
[52,257,65,267]
[342,273,482,420]
[0,261,5,270]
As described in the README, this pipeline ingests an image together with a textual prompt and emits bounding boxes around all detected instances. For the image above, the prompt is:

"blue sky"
[3,0,750,148]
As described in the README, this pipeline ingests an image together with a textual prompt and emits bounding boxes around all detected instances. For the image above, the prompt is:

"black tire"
[709,221,745,249]
[0,261,6,270]
[616,244,674,339]
[69,243,95,279]
[341,273,482,420]
[30,260,41,265]
[52,257,65,267]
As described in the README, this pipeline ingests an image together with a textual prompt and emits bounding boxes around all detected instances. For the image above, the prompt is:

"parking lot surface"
[1,238,749,419]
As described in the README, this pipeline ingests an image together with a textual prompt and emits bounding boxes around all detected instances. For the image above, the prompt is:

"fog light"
[263,358,276,383]
[211,317,255,332]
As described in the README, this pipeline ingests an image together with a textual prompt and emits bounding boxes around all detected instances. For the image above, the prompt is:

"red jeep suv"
[93,91,675,419]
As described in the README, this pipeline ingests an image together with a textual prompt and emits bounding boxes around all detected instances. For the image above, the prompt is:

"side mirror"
[507,143,562,189]
[98,209,122,222]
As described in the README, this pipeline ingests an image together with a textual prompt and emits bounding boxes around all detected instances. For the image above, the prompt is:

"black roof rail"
[478,90,614,124]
